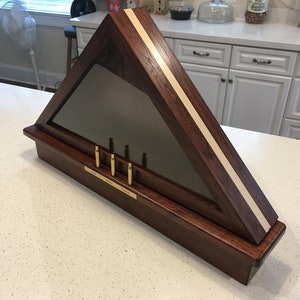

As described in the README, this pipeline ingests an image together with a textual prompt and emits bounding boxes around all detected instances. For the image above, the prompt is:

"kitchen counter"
[70,10,300,51]
[1,82,300,298]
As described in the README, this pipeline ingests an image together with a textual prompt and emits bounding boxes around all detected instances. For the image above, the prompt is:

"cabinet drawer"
[175,40,231,67]
[76,27,96,49]
[231,46,297,76]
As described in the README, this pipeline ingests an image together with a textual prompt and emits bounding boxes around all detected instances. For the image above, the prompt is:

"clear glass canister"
[197,0,234,24]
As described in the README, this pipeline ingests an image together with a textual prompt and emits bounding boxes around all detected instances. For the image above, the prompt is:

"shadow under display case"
[24,8,286,285]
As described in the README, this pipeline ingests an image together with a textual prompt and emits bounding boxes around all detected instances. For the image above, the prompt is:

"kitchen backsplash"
[94,0,300,25]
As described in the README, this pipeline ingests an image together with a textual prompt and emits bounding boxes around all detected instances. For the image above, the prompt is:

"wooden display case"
[24,8,285,285]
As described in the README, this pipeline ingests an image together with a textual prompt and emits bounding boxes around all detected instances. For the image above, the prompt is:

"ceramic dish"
[169,6,194,20]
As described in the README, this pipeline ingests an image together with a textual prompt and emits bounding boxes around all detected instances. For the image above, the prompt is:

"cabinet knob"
[252,58,272,65]
[221,78,226,83]
[228,79,233,84]
[193,50,210,57]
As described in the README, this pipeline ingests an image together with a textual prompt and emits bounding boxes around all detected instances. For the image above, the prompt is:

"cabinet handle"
[221,78,226,83]
[193,50,210,57]
[228,79,233,84]
[252,58,272,65]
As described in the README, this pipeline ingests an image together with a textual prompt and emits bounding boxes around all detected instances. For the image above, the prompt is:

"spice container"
[245,0,268,24]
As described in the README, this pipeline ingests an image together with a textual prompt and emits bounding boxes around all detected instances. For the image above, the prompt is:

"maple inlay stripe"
[124,8,271,233]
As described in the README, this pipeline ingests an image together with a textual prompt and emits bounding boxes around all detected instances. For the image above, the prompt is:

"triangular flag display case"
[24,8,285,284]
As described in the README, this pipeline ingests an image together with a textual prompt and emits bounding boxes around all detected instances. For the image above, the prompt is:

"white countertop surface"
[1,82,300,299]
[70,10,300,51]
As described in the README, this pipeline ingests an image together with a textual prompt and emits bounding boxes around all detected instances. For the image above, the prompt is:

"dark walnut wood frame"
[24,8,285,285]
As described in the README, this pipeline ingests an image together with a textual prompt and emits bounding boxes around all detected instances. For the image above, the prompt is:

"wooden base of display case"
[24,125,286,285]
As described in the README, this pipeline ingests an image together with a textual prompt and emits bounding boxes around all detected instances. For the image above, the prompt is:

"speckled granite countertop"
[1,83,299,298]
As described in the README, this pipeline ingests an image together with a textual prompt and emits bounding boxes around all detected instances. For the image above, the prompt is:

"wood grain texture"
[23,125,286,285]
[23,8,285,283]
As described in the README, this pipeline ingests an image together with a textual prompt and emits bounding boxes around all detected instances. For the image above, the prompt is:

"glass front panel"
[52,44,215,201]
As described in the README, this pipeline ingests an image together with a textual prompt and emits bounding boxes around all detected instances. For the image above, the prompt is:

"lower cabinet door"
[222,70,291,134]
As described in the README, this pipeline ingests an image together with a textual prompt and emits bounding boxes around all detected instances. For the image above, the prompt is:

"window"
[0,0,73,15]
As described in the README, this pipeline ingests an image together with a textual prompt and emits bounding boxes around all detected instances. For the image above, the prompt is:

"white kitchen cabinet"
[280,68,300,139]
[175,41,295,134]
[70,10,300,138]
[75,23,298,136]
[182,63,228,123]
[222,70,291,134]
[222,46,295,135]
[175,39,231,122]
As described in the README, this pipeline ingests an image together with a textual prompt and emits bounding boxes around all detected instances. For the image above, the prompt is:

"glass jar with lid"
[197,0,234,24]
